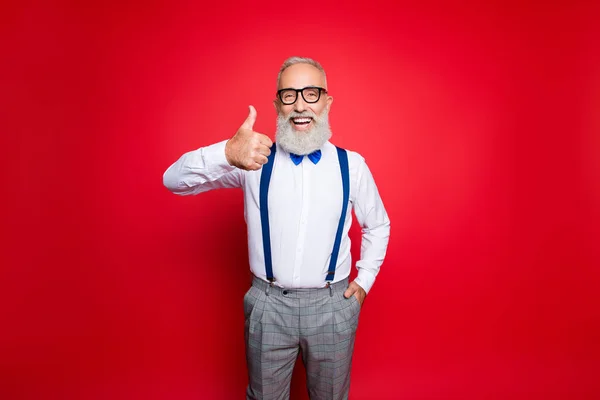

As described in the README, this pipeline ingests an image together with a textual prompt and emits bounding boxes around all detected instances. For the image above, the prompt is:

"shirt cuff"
[354,268,376,294]
[202,139,236,177]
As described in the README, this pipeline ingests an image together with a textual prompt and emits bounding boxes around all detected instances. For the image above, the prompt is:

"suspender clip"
[266,277,275,296]
[326,281,333,297]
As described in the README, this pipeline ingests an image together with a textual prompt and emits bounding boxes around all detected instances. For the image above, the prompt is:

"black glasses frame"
[276,86,327,105]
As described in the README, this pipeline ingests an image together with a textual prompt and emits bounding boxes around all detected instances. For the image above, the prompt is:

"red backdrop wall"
[2,1,599,399]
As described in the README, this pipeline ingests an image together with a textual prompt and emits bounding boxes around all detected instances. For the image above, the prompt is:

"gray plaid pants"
[244,275,361,400]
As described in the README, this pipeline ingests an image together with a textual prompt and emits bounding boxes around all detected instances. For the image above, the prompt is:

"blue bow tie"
[290,150,322,165]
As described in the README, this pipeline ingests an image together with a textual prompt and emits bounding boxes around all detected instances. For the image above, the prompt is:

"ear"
[273,99,281,113]
[326,95,333,108]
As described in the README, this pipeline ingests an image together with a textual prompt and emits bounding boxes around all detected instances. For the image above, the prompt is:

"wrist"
[224,139,234,166]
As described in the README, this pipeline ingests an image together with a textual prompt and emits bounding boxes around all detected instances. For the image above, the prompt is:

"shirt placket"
[293,161,311,284]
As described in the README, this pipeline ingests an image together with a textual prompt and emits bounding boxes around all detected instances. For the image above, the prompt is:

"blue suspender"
[260,144,277,283]
[326,147,350,282]
[259,144,350,284]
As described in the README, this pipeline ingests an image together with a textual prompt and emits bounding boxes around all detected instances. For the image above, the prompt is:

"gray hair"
[277,56,327,89]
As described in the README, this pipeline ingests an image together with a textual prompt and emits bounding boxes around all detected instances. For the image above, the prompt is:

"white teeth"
[293,118,311,123]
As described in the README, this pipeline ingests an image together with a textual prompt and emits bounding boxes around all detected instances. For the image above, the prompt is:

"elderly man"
[163,56,390,400]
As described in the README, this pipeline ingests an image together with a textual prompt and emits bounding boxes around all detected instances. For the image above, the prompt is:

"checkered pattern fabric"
[244,276,361,400]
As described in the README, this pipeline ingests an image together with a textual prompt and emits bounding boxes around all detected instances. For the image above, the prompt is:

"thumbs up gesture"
[225,106,274,171]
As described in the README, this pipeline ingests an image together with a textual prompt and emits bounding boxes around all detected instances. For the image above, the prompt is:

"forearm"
[163,140,241,195]
[354,216,391,294]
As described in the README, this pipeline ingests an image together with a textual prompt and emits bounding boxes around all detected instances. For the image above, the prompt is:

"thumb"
[344,287,355,299]
[241,105,257,130]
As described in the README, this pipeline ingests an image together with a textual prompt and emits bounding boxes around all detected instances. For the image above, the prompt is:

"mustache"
[286,110,318,120]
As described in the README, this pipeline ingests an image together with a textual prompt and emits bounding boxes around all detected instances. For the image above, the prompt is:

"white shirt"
[163,140,390,294]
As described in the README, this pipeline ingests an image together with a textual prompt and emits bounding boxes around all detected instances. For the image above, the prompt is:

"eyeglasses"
[277,86,327,105]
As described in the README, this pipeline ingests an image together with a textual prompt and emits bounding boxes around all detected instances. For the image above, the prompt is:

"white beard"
[275,108,332,155]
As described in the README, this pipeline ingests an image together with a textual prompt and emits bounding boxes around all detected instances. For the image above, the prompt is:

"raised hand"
[225,105,274,171]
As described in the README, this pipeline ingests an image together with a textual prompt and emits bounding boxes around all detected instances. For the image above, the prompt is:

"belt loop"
[326,281,333,297]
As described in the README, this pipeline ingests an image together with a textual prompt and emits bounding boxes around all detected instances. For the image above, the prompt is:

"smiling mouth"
[291,117,313,126]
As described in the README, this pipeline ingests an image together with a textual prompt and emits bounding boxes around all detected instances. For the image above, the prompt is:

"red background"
[1,1,599,399]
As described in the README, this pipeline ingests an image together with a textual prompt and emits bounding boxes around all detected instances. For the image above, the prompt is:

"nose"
[293,94,307,113]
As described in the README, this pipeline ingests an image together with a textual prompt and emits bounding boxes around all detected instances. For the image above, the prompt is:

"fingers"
[230,135,271,171]
[258,133,274,148]
[256,143,271,158]
[344,282,365,300]
[240,152,268,171]
[241,105,257,130]
[246,159,267,171]
[255,153,269,165]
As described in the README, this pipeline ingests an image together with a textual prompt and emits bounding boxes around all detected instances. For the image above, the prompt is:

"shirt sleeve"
[352,158,391,294]
[162,140,244,195]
